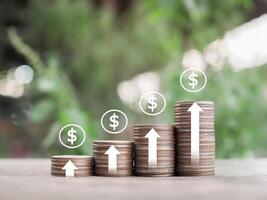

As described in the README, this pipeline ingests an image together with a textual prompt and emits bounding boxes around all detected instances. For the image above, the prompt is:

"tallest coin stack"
[174,101,215,176]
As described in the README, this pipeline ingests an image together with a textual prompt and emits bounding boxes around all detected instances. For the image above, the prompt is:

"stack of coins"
[133,124,175,177]
[51,155,92,177]
[174,101,215,176]
[93,140,133,176]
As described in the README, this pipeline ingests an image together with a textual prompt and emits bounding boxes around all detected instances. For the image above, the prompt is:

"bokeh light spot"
[14,65,34,84]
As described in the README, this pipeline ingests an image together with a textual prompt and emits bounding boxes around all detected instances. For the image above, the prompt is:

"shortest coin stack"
[51,155,92,177]
[93,140,133,176]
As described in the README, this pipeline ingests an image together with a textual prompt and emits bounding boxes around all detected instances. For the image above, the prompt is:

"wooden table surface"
[0,159,267,200]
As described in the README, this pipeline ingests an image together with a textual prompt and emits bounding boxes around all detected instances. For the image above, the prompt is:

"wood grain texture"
[0,159,267,200]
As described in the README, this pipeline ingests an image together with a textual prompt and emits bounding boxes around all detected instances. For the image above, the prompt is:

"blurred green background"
[0,0,267,158]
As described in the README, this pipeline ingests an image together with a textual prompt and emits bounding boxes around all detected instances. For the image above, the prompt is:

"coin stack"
[93,140,133,176]
[51,155,92,177]
[133,124,175,177]
[174,101,215,176]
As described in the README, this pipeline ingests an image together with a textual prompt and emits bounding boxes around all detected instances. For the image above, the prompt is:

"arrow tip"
[62,160,78,170]
[187,102,203,112]
[145,128,160,138]
[104,145,120,155]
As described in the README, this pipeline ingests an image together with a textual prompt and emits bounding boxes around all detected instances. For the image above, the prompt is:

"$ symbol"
[109,113,119,131]
[188,72,198,89]
[67,127,77,145]
[148,95,157,113]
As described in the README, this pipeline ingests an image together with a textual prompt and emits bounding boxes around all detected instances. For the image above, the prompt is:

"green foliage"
[143,0,252,49]
[31,99,55,123]
[8,29,97,155]
[8,0,266,158]
[28,0,172,112]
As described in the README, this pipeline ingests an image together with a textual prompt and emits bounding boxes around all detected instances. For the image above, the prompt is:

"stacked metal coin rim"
[174,101,215,176]
[133,124,175,177]
[51,155,92,177]
[93,140,133,176]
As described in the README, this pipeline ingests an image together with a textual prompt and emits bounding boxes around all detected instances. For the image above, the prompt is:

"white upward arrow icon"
[105,145,120,172]
[62,160,78,177]
[187,103,203,165]
[145,128,160,167]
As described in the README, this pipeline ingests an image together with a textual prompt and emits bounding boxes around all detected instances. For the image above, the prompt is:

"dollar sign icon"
[109,113,119,131]
[101,110,128,134]
[139,91,166,116]
[188,72,198,89]
[147,95,158,113]
[180,68,207,92]
[59,124,86,149]
[67,127,77,145]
